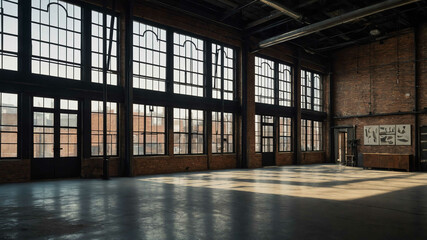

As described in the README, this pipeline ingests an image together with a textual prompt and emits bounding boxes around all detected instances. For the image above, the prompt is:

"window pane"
[91,11,118,85]
[255,57,275,105]
[0,0,19,71]
[212,44,234,101]
[132,21,167,91]
[173,33,204,97]
[31,0,82,80]
[91,100,117,156]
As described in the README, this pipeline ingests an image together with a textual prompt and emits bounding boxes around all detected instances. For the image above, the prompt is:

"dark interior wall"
[332,24,427,163]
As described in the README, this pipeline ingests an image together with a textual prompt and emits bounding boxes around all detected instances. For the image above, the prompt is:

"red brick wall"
[301,152,325,165]
[419,24,427,126]
[0,159,30,183]
[276,152,294,166]
[133,155,208,175]
[332,28,419,157]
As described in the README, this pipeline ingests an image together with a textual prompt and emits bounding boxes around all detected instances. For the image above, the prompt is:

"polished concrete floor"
[1,164,427,240]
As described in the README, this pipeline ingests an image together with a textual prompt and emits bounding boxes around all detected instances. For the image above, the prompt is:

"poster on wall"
[364,126,379,145]
[396,124,411,145]
[379,125,396,145]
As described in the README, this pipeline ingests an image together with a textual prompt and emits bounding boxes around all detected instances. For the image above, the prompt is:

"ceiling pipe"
[259,0,421,49]
[259,0,304,22]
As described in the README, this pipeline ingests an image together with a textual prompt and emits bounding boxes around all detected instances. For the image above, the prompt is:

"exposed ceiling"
[142,0,427,54]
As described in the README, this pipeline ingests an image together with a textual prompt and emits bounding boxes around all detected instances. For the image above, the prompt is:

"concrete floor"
[1,164,427,240]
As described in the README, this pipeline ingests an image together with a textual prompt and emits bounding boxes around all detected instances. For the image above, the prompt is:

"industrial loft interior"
[1,0,427,239]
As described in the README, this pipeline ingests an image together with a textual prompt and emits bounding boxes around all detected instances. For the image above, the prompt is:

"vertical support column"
[241,40,249,168]
[206,42,212,169]
[328,66,334,163]
[18,0,31,75]
[293,51,302,165]
[20,93,31,161]
[414,25,420,170]
[123,0,134,176]
[82,7,91,83]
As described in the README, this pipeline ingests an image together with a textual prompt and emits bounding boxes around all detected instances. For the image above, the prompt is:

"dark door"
[421,126,427,171]
[32,97,80,179]
[261,116,275,166]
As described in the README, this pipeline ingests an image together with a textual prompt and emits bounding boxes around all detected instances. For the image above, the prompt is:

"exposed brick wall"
[210,154,238,170]
[0,160,30,183]
[419,23,427,126]
[301,152,325,165]
[276,152,293,166]
[332,28,421,159]
[133,155,208,175]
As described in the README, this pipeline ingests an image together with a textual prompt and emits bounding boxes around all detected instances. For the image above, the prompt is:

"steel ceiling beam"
[259,0,421,49]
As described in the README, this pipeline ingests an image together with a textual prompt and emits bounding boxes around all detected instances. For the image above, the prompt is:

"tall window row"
[212,111,233,153]
[91,101,118,156]
[133,104,166,155]
[132,21,236,100]
[255,56,292,106]
[301,70,322,111]
[0,0,18,71]
[0,92,18,158]
[301,119,322,151]
[255,115,292,153]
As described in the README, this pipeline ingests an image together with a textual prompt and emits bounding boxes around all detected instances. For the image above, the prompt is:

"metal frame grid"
[190,109,204,154]
[132,21,167,91]
[212,111,234,154]
[173,108,189,154]
[313,121,322,151]
[59,99,78,157]
[279,117,291,152]
[255,56,275,105]
[91,100,117,156]
[278,63,292,107]
[33,96,55,158]
[255,114,261,153]
[261,115,274,153]
[173,33,204,97]
[313,73,323,111]
[133,103,166,156]
[31,0,82,80]
[212,43,234,101]
[0,0,18,71]
[0,92,18,158]
[91,10,118,85]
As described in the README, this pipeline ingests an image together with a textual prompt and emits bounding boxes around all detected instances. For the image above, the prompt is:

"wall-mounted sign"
[364,126,379,145]
[364,124,411,146]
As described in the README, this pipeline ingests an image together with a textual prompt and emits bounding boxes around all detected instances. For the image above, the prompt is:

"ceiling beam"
[259,0,421,49]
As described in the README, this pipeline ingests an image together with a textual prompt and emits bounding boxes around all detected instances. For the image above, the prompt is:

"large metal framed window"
[279,117,291,152]
[0,92,18,158]
[133,104,166,156]
[313,121,322,151]
[91,10,118,85]
[0,0,18,71]
[91,101,117,156]
[302,119,322,151]
[60,99,78,157]
[278,63,292,107]
[33,97,54,158]
[173,108,204,155]
[133,21,167,91]
[173,33,204,97]
[255,56,275,105]
[255,115,261,152]
[301,70,323,111]
[212,111,233,154]
[31,0,81,80]
[212,43,234,101]
[313,73,323,111]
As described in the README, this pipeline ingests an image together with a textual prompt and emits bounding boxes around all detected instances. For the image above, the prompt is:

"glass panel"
[0,0,19,71]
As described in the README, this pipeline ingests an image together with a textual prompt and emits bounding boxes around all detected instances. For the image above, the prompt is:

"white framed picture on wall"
[396,124,411,145]
[364,125,379,145]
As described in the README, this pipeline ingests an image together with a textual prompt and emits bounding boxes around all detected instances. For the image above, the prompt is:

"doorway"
[260,115,275,166]
[337,132,347,164]
[31,97,80,179]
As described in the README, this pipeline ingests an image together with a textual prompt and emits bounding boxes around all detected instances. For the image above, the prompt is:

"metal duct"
[259,0,421,48]
[259,0,303,21]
